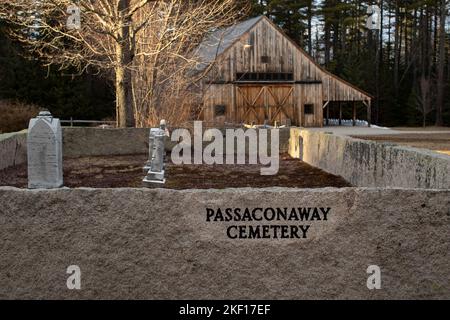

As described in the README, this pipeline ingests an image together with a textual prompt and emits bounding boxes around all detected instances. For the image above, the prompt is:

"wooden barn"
[194,16,372,127]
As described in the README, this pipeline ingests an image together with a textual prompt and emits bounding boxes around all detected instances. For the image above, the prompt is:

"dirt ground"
[0,154,351,189]
[353,132,450,156]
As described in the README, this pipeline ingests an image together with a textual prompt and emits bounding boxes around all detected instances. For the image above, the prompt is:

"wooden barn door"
[267,86,295,125]
[236,86,266,124]
[236,85,295,125]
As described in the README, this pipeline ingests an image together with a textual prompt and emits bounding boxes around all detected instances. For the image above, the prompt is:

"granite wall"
[0,187,448,299]
[289,129,450,189]
[63,128,149,157]
[0,131,27,170]
[0,127,291,170]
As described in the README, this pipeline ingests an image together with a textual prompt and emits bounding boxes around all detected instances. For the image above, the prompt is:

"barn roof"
[194,16,263,72]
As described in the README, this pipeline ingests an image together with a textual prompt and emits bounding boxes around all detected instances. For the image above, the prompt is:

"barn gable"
[196,16,372,127]
[194,16,262,72]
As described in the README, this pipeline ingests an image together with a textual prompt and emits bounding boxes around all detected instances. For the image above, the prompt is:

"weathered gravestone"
[143,120,167,184]
[27,111,63,189]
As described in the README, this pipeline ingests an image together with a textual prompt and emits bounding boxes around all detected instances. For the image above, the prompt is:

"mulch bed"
[0,154,351,189]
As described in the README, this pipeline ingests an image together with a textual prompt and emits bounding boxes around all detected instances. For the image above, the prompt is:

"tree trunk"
[324,23,331,66]
[404,6,408,65]
[115,0,135,128]
[376,0,384,125]
[436,0,446,126]
[433,4,438,66]
[394,2,400,97]
[387,1,392,62]
[115,63,135,128]
[307,0,313,55]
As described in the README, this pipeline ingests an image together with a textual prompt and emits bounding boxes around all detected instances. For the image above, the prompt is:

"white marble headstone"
[27,111,63,189]
[143,120,167,184]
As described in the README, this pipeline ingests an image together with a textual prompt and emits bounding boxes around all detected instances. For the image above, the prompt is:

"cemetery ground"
[0,153,351,189]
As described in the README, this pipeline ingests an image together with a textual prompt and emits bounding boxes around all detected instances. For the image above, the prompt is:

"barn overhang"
[209,80,323,85]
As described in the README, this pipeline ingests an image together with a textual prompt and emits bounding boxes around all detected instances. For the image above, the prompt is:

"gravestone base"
[28,180,63,190]
[143,170,166,184]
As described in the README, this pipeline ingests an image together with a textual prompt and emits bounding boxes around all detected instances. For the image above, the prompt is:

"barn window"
[214,105,226,117]
[304,104,315,115]
[235,72,294,82]
[261,55,271,64]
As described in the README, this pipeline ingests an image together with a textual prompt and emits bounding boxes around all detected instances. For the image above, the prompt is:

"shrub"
[0,100,41,134]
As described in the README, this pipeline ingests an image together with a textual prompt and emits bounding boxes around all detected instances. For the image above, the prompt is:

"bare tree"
[435,0,447,127]
[131,0,241,127]
[0,0,239,127]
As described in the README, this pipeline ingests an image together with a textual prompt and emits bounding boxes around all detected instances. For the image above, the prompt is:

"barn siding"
[204,84,234,124]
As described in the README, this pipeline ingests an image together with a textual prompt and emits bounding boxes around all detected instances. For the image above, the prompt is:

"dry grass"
[0,100,41,134]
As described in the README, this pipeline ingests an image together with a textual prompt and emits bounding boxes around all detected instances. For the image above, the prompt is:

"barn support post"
[322,100,330,127]
[339,102,342,126]
[367,100,372,127]
[352,102,356,126]
[362,100,372,127]
[232,85,237,123]
[326,104,330,126]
